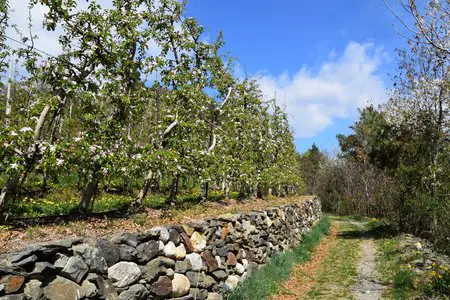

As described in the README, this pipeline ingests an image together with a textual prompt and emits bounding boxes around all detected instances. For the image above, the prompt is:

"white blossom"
[20,127,33,133]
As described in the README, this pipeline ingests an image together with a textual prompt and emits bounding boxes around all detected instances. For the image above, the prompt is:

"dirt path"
[273,218,389,300]
[352,239,385,300]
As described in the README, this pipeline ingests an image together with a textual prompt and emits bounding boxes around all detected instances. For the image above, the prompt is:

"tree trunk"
[0,178,19,218]
[204,181,209,201]
[165,173,179,205]
[129,170,153,213]
[256,184,263,199]
[78,180,99,213]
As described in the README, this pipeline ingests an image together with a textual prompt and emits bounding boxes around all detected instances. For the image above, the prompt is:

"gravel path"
[352,237,385,300]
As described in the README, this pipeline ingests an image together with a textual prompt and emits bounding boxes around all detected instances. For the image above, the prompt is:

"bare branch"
[384,0,418,35]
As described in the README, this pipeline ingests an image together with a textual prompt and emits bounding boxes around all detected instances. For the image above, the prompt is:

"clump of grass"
[394,268,415,299]
[131,213,148,226]
[227,216,331,300]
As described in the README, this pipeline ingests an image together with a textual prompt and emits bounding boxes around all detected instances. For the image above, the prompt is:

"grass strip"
[376,236,416,300]
[227,215,331,300]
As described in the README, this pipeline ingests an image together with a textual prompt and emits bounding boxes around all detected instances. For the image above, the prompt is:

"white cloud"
[258,41,386,138]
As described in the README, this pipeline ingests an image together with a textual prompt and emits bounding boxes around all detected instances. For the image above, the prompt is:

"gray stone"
[108,262,142,288]
[110,233,139,247]
[148,256,176,269]
[185,253,203,271]
[247,262,259,275]
[81,280,98,298]
[175,244,187,260]
[181,225,195,236]
[235,263,245,274]
[190,288,208,300]
[164,241,177,258]
[144,259,161,282]
[118,284,148,300]
[175,260,192,273]
[242,259,248,269]
[224,275,240,291]
[169,228,181,245]
[96,239,120,267]
[11,238,82,264]
[190,232,206,252]
[158,241,165,254]
[24,279,44,300]
[217,213,240,222]
[40,238,84,250]
[95,276,119,300]
[212,270,227,281]
[149,227,170,243]
[136,241,159,263]
[118,244,136,261]
[72,243,108,273]
[242,220,256,233]
[53,253,69,270]
[29,262,57,279]
[215,256,222,269]
[166,268,174,278]
[215,247,228,257]
[207,292,223,300]
[186,272,216,289]
[264,217,273,228]
[171,273,190,297]
[86,273,99,282]
[43,276,85,300]
[150,276,172,297]
[61,256,89,283]
[12,254,37,267]
[144,257,176,282]
[0,293,25,300]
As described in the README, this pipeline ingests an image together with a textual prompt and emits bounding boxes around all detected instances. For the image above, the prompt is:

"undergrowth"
[226,215,331,300]
[376,233,415,299]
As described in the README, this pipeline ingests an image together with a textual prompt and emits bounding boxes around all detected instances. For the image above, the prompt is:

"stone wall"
[0,198,321,300]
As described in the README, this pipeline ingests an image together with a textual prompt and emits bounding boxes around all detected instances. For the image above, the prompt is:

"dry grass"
[273,224,338,300]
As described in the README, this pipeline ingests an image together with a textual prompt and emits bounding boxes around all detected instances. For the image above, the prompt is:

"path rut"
[353,239,385,300]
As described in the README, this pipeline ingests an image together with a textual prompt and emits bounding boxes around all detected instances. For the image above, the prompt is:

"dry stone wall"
[0,198,321,300]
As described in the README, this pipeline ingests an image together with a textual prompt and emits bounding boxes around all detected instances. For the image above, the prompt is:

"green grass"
[226,216,331,300]
[5,188,240,218]
[375,233,416,299]
[305,219,361,299]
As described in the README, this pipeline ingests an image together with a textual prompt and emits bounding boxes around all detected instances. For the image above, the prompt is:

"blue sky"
[185,0,409,153]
